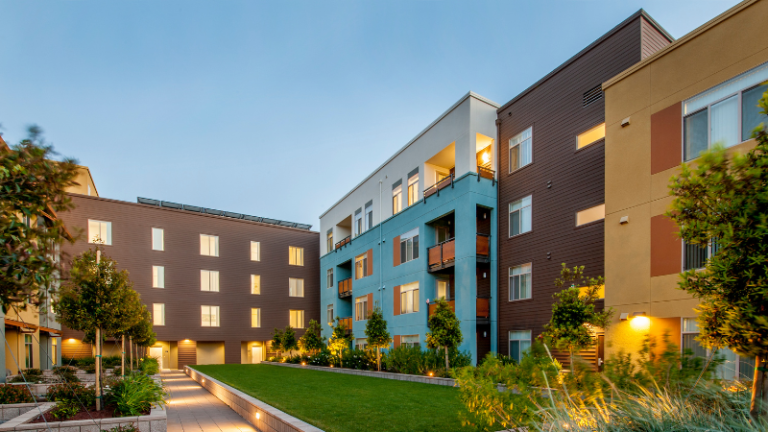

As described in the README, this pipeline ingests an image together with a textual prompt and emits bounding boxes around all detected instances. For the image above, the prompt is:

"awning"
[4,318,38,333]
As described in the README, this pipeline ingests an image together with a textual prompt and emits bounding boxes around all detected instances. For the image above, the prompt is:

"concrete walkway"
[162,370,257,432]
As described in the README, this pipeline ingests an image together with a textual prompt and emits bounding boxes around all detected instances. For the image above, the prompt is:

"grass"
[191,364,474,432]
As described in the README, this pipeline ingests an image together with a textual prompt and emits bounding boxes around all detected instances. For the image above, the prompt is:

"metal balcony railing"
[338,278,352,299]
[423,173,454,201]
[335,235,351,250]
[427,238,456,271]
[477,166,496,185]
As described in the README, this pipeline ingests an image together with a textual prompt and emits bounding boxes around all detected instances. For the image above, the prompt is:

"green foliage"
[102,355,122,369]
[364,307,391,371]
[307,348,333,366]
[0,384,34,403]
[298,319,325,354]
[327,317,353,368]
[339,349,377,370]
[140,356,159,375]
[0,126,79,310]
[50,398,80,419]
[53,366,81,383]
[425,298,463,370]
[282,326,298,353]
[9,368,43,383]
[271,328,283,356]
[105,374,167,417]
[383,345,472,376]
[46,382,97,407]
[101,426,139,432]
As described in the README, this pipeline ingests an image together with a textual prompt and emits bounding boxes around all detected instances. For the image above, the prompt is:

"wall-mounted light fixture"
[619,312,629,321]
[621,117,631,127]
[619,216,629,225]
[482,152,491,164]
[630,312,650,330]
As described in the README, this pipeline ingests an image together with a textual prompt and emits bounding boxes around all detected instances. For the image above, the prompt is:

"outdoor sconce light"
[483,272,487,279]
[630,312,650,330]
[620,312,629,321]
[621,117,631,127]
[620,216,629,225]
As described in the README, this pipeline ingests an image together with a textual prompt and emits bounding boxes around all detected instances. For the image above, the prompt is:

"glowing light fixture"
[629,312,650,331]
[428,371,434,377]
[481,152,491,164]
[256,413,261,420]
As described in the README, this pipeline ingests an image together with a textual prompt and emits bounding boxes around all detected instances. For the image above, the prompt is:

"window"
[152,266,165,288]
[509,127,532,172]
[355,338,368,350]
[290,310,305,328]
[251,308,261,328]
[153,303,165,326]
[327,304,334,325]
[289,246,304,266]
[400,282,419,314]
[683,62,768,160]
[355,253,369,279]
[393,185,402,215]
[200,270,220,292]
[327,231,333,252]
[401,335,420,348]
[577,123,606,149]
[51,338,57,366]
[201,305,220,327]
[399,228,419,264]
[365,203,373,231]
[250,241,260,261]
[576,204,605,226]
[289,278,304,297]
[684,239,720,271]
[354,211,363,237]
[436,280,449,301]
[682,318,754,381]
[509,196,532,237]
[152,228,164,251]
[24,335,33,368]
[407,174,419,206]
[88,220,112,245]
[200,234,219,257]
[355,295,369,321]
[326,269,333,288]
[509,263,532,301]
[509,330,532,363]
[251,275,261,295]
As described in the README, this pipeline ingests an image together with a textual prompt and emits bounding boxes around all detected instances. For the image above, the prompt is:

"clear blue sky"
[0,0,740,229]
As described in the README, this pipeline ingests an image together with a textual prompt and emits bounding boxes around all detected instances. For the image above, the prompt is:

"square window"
[399,228,420,264]
[509,264,532,301]
[289,246,304,266]
[201,270,220,292]
[509,330,532,363]
[401,335,420,348]
[289,278,304,297]
[88,220,112,245]
[201,305,220,327]
[200,234,219,257]
[290,310,304,329]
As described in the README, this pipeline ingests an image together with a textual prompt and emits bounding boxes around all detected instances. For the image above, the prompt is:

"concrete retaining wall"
[0,402,166,431]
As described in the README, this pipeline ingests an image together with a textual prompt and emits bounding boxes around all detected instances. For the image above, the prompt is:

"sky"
[0,0,741,229]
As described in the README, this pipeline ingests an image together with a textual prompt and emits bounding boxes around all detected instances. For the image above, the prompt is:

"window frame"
[289,246,304,266]
[251,308,261,328]
[509,330,532,363]
[327,304,334,326]
[200,234,219,257]
[401,335,420,348]
[152,265,165,289]
[88,220,112,245]
[392,186,402,215]
[251,241,261,261]
[575,204,606,227]
[576,123,606,150]
[200,270,220,292]
[365,204,373,231]
[201,305,220,327]
[508,127,533,173]
[354,212,363,237]
[326,268,333,288]
[289,278,304,297]
[399,228,419,264]
[355,295,369,321]
[436,279,449,301]
[682,239,719,271]
[407,174,419,207]
[509,263,532,302]
[152,228,164,251]
[355,338,368,350]
[290,310,305,329]
[327,232,333,253]
[153,303,165,326]
[251,274,261,295]
[355,253,369,279]
[508,195,533,238]
[399,282,420,315]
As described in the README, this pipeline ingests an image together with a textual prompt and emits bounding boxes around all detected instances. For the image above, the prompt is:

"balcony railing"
[423,174,455,201]
[476,297,490,318]
[427,238,456,271]
[477,166,496,185]
[476,233,490,262]
[338,278,352,299]
[335,235,351,250]
[428,300,455,317]
[338,317,353,335]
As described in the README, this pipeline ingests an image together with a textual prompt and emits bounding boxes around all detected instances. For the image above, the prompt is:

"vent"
[583,85,603,107]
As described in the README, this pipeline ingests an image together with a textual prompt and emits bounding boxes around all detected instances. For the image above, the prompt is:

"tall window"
[201,270,220,292]
[354,211,363,237]
[392,185,402,215]
[201,305,220,327]
[289,246,304,266]
[355,295,368,321]
[327,304,334,326]
[24,335,33,368]
[290,310,305,328]
[577,123,606,149]
[407,174,419,206]
[153,303,165,326]
[152,266,165,288]
[88,220,112,245]
[355,253,369,279]
[289,278,304,297]
[684,62,768,160]
[509,196,532,237]
[326,268,333,288]
[327,231,333,252]
[251,275,261,295]
[509,263,532,301]
[683,239,720,271]
[509,330,532,363]
[576,204,605,226]
[436,280,449,301]
[51,338,57,366]
[251,308,261,328]
[251,241,260,261]
[509,127,532,172]
[152,228,164,251]
[399,228,419,264]
[200,234,219,257]
[365,203,373,230]
[401,335,420,348]
[400,282,419,314]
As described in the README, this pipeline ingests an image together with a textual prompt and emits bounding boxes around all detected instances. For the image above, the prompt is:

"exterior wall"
[496,12,671,358]
[196,342,226,365]
[69,166,99,197]
[603,0,768,357]
[58,194,320,366]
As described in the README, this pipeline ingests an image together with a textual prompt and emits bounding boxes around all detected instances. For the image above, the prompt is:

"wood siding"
[641,17,672,60]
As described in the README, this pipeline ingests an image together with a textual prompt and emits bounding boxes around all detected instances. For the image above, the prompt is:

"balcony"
[477,166,495,185]
[428,300,455,317]
[476,233,490,263]
[338,278,352,299]
[428,238,456,271]
[423,174,454,201]
[427,298,490,322]
[338,317,353,335]
[335,235,351,250]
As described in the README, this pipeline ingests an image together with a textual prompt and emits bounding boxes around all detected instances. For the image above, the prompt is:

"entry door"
[251,346,263,364]
[149,347,163,370]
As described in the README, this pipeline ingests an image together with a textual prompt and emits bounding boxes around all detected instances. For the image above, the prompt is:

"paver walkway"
[162,370,257,432]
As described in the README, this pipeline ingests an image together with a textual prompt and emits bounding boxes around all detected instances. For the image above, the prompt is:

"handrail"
[423,173,454,200]
[428,237,456,269]
[338,277,352,298]
[477,166,496,185]
[430,236,456,248]
[335,235,351,250]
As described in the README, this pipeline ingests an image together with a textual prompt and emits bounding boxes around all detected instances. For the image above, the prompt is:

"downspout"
[379,179,384,308]
[494,117,502,355]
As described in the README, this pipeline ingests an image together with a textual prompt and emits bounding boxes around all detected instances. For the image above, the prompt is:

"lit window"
[400,282,419,314]
[401,335,419,348]
[327,304,334,326]
[152,228,164,251]
[153,303,165,326]
[436,280,449,301]
[289,278,304,297]
[355,253,369,279]
[200,234,219,257]
[327,231,333,253]
[399,228,419,264]
[509,330,532,363]
[289,246,304,266]
[251,275,260,295]
[51,338,57,366]
[251,308,261,328]
[577,123,605,149]
[201,305,220,327]
[290,310,304,329]
[509,264,532,301]
[88,220,112,245]
[152,266,165,289]
[407,173,419,206]
[250,241,260,261]
[576,204,605,226]
[392,185,402,215]
[509,127,532,172]
[509,196,532,237]
[24,335,33,368]
[326,269,333,288]
[201,270,220,292]
[355,338,368,350]
[355,295,369,321]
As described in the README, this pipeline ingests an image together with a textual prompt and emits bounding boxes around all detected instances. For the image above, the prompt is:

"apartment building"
[58,194,319,369]
[496,11,672,368]
[319,92,499,364]
[603,0,768,380]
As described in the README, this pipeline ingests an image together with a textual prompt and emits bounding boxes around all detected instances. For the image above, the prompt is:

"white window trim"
[327,268,333,288]
[153,303,165,326]
[201,270,220,292]
[400,282,420,315]
[508,127,533,173]
[509,330,532,361]
[152,228,164,251]
[251,274,261,295]
[355,296,368,321]
[508,195,533,238]
[152,266,165,289]
[509,263,532,302]
[289,246,304,266]
[407,174,419,206]
[201,305,220,327]
[251,308,261,328]
[575,204,606,227]
[251,241,261,261]
[289,278,304,297]
[200,234,219,257]
[290,310,305,329]
[88,220,112,245]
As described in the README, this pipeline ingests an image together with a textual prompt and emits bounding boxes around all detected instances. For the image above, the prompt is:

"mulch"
[31,405,118,423]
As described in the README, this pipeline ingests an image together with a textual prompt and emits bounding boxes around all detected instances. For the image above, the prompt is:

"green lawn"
[191,364,474,432]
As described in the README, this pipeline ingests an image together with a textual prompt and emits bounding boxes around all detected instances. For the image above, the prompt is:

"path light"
[256,413,261,420]
[428,371,434,377]
[301,362,306,366]
[330,364,334,368]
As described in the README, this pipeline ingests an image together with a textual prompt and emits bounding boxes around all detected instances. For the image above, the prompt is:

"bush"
[102,355,122,369]
[284,354,308,365]
[102,426,139,432]
[46,382,96,407]
[49,398,79,420]
[339,349,377,370]
[307,349,332,366]
[383,346,472,376]
[9,368,44,383]
[81,364,96,373]
[0,384,34,403]
[140,357,159,375]
[105,374,166,417]
[53,366,80,383]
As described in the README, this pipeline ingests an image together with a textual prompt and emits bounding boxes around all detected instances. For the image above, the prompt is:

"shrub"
[53,366,80,383]
[102,355,122,369]
[9,368,43,383]
[307,349,332,366]
[46,382,96,407]
[0,384,34,403]
[50,398,80,420]
[81,364,96,373]
[382,346,472,376]
[339,349,377,370]
[105,374,167,417]
[140,357,159,375]
[284,354,308,365]
[102,426,139,432]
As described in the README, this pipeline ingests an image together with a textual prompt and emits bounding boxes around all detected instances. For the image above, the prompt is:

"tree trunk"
[444,346,450,371]
[377,348,381,372]
[95,328,102,411]
[129,337,133,372]
[751,355,767,418]
[121,335,126,378]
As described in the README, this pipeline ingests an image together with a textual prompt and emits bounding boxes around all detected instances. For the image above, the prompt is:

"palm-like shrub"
[105,374,167,417]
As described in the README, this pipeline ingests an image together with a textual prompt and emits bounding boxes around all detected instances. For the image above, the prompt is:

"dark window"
[684,109,709,161]
[684,241,708,271]
[742,84,768,141]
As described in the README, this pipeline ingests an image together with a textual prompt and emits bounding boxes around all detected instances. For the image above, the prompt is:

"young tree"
[282,326,298,355]
[299,319,325,355]
[426,298,463,370]
[328,317,353,368]
[365,306,391,371]
[109,287,144,376]
[542,264,612,370]
[0,127,79,310]
[666,87,768,417]
[271,328,284,358]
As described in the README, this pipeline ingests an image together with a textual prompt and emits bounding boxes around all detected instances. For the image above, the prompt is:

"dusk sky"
[1,0,740,229]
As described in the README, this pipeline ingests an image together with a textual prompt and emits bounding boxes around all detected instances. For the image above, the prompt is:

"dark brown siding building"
[496,11,672,366]
[59,194,319,369]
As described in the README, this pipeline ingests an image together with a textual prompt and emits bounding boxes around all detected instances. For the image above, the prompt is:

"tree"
[542,264,612,370]
[0,126,79,310]
[365,307,391,371]
[109,287,144,376]
[299,319,325,355]
[282,326,298,355]
[426,298,463,370]
[666,86,768,417]
[271,328,284,358]
[328,317,353,368]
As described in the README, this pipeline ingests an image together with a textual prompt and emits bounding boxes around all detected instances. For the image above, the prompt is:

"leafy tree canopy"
[426,298,463,369]
[299,319,326,354]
